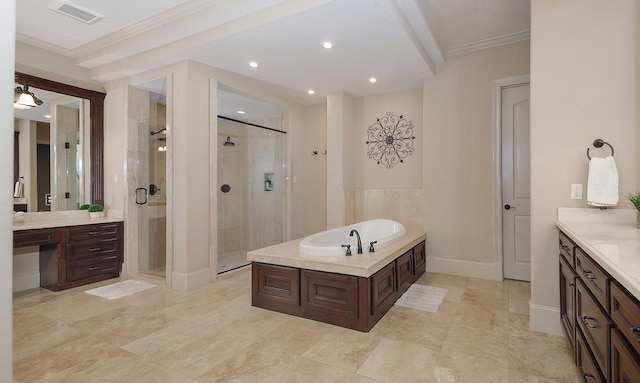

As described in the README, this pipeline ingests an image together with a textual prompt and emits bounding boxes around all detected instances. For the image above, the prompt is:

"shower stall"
[217,116,286,273]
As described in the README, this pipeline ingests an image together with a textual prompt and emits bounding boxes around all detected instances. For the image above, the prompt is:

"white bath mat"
[85,280,157,300]
[394,284,448,313]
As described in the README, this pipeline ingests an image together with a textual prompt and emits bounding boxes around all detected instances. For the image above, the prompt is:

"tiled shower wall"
[344,189,423,230]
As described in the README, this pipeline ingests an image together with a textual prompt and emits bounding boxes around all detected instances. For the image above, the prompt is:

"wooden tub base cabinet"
[251,241,426,332]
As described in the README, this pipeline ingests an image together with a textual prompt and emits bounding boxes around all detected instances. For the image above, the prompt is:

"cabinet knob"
[582,315,599,329]
[630,327,640,343]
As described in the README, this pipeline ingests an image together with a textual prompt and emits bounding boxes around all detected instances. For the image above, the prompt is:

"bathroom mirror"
[13,72,105,210]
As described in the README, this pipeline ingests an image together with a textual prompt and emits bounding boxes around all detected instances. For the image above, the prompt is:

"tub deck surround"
[247,228,426,278]
[555,207,640,299]
[249,227,427,331]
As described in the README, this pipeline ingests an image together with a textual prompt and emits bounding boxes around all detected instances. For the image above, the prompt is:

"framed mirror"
[14,72,105,209]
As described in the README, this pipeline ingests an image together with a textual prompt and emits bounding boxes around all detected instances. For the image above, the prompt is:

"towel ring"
[586,139,614,160]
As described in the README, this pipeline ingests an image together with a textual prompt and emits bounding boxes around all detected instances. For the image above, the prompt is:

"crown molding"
[445,30,530,57]
[16,33,75,57]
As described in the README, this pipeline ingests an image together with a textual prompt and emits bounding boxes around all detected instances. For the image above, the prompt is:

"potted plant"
[628,192,640,229]
[79,204,90,210]
[88,204,104,220]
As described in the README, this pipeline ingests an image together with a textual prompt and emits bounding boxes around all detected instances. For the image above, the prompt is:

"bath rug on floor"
[85,280,157,300]
[394,284,448,313]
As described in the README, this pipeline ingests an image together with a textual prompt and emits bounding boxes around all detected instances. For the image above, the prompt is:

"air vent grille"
[49,1,105,24]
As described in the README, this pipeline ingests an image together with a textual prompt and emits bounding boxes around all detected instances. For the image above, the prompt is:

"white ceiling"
[16,0,530,111]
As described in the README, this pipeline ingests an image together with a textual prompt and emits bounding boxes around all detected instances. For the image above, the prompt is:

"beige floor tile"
[13,324,86,363]
[452,300,509,333]
[357,337,437,383]
[70,304,180,346]
[195,340,298,383]
[12,271,578,383]
[14,336,129,383]
[430,363,509,383]
[371,302,457,352]
[36,348,143,383]
[302,329,384,372]
[259,316,336,355]
[144,330,255,379]
[439,324,509,370]
[108,361,197,383]
[509,330,581,382]
[26,290,126,325]
[271,356,356,383]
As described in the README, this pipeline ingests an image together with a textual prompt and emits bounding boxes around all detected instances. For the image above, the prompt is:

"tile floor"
[12,268,581,382]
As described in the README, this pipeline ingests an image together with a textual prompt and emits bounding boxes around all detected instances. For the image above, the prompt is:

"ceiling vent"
[49,0,105,25]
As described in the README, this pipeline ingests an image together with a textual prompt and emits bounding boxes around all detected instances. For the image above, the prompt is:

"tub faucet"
[349,229,363,254]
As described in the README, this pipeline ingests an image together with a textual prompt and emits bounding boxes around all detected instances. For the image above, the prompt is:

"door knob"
[504,204,515,210]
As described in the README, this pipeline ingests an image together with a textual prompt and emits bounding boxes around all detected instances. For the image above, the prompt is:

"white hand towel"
[587,155,618,207]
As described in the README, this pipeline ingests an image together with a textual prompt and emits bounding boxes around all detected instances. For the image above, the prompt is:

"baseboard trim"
[171,268,210,291]
[425,257,502,281]
[529,301,563,335]
[13,272,40,292]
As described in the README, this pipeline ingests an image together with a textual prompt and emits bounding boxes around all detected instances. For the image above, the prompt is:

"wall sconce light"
[14,84,43,109]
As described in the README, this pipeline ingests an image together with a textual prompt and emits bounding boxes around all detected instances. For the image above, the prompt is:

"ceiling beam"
[392,0,444,75]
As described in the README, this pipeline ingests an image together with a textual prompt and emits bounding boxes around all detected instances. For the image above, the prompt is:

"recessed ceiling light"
[249,62,258,68]
[237,110,246,114]
[322,41,332,49]
[44,115,51,119]
[308,90,315,95]
[369,77,377,83]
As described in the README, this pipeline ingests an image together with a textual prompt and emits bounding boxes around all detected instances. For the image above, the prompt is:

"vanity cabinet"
[252,240,426,331]
[559,232,577,356]
[558,230,640,382]
[14,221,124,291]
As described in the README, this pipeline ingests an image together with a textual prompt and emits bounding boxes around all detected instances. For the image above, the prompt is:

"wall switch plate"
[571,184,583,199]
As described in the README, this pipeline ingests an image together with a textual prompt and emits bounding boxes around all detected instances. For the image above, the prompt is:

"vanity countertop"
[556,207,640,300]
[247,228,426,278]
[13,210,124,231]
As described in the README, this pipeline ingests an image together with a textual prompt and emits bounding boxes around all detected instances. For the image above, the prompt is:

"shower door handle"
[135,187,148,205]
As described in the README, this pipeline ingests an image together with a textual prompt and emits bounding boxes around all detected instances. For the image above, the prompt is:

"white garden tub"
[299,219,407,256]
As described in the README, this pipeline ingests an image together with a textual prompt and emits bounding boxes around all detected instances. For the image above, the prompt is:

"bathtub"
[299,219,407,256]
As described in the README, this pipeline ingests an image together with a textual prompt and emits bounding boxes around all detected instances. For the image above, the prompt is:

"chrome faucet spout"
[349,229,363,254]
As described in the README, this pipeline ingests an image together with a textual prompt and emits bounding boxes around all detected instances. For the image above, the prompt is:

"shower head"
[223,136,235,146]
[150,128,167,136]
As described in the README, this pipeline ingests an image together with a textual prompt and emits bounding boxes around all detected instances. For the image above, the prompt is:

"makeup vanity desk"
[13,212,124,291]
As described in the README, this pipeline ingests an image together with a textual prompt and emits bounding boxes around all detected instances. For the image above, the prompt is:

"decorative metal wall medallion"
[366,111,415,169]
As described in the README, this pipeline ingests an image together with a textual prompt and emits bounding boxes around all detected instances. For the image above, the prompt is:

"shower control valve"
[369,241,378,253]
[341,244,352,256]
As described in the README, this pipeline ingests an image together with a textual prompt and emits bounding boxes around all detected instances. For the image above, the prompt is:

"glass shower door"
[135,117,167,277]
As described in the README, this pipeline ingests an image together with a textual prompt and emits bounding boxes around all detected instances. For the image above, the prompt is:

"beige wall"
[530,0,636,334]
[423,40,530,278]
[1,1,15,379]
[293,103,327,239]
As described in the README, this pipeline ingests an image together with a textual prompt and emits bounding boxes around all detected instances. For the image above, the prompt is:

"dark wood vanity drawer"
[611,328,640,383]
[13,228,58,247]
[396,250,413,294]
[559,231,576,268]
[66,256,119,282]
[576,247,610,311]
[576,279,612,379]
[67,239,120,261]
[66,223,121,243]
[610,281,640,358]
[576,327,606,383]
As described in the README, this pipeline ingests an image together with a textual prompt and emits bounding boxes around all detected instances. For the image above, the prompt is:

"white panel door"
[502,84,530,281]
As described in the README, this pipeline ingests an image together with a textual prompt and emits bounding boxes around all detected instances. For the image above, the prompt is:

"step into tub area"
[247,219,427,332]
